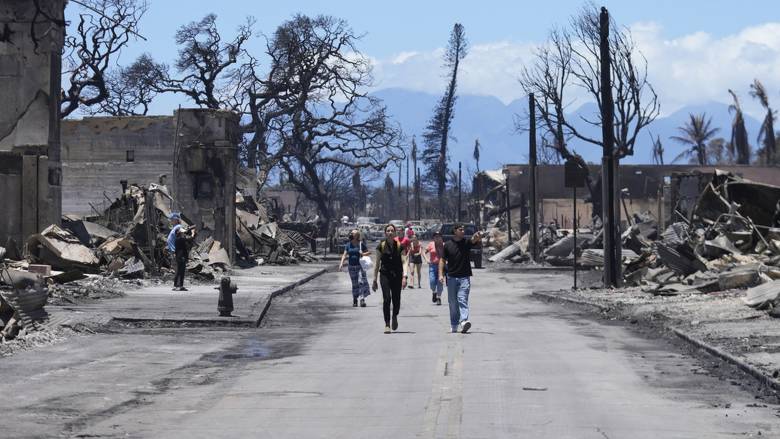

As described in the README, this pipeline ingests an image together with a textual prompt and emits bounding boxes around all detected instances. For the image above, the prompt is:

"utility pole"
[474,172,480,228]
[529,93,539,261]
[600,7,621,287]
[416,167,421,220]
[406,157,410,220]
[457,161,462,222]
[397,163,402,198]
[505,169,512,240]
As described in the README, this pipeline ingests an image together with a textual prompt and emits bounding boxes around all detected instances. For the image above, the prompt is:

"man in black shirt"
[439,223,481,333]
[173,225,197,291]
[372,224,407,333]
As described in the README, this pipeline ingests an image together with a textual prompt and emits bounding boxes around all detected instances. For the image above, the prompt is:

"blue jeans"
[446,276,470,330]
[428,264,443,297]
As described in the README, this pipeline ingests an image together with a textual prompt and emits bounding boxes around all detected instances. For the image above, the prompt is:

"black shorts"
[411,254,422,265]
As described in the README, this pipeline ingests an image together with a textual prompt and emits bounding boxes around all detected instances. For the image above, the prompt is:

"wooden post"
[406,157,410,220]
[457,161,462,222]
[529,94,539,262]
[505,170,512,241]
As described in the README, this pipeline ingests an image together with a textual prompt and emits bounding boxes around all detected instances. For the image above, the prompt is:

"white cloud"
[632,21,780,117]
[371,41,535,104]
[369,22,780,119]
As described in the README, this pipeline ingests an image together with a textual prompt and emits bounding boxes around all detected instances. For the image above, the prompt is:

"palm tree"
[671,113,720,165]
[473,138,481,173]
[651,133,664,165]
[706,138,733,165]
[728,90,751,164]
[749,79,776,165]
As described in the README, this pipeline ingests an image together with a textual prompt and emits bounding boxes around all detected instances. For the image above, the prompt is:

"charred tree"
[518,3,659,222]
[750,79,776,165]
[422,23,467,217]
[728,90,751,165]
[60,0,148,117]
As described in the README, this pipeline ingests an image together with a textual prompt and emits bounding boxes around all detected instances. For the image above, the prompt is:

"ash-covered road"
[2,269,777,438]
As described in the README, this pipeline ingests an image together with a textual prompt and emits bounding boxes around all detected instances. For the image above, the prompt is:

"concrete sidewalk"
[49,263,333,327]
[533,284,780,393]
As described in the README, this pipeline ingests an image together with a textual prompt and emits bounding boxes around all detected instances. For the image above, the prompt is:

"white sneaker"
[461,321,471,334]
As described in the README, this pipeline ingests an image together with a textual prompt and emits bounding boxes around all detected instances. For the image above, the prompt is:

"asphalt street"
[2,268,779,438]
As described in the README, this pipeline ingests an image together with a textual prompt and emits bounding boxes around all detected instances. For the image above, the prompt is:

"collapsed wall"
[172,109,239,264]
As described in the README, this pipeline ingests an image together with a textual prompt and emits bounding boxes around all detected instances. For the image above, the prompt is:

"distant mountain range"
[372,88,763,172]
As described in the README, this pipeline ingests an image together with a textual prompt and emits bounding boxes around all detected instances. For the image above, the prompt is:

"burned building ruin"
[0,0,65,249]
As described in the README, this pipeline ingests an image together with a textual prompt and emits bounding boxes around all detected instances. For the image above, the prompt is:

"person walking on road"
[439,223,481,333]
[372,224,407,334]
[338,229,371,308]
[407,234,423,289]
[399,227,413,289]
[423,232,444,305]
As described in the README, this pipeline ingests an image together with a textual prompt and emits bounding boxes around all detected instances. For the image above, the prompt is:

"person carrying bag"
[338,229,371,307]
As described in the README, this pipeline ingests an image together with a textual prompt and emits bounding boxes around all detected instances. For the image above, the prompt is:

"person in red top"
[423,231,445,305]
[399,227,413,288]
[407,234,423,289]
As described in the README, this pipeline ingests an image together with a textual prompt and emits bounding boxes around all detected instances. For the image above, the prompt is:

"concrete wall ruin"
[61,116,175,215]
[0,0,64,247]
[60,109,239,262]
[172,109,239,263]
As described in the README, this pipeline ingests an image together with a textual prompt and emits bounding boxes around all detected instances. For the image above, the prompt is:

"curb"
[532,291,609,312]
[107,267,333,328]
[254,267,331,327]
[111,316,256,327]
[669,326,780,392]
[531,290,780,393]
[492,266,574,273]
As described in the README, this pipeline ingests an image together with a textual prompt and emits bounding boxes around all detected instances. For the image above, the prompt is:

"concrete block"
[28,264,51,276]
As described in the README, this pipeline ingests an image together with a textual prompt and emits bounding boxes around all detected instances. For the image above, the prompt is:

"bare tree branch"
[60,0,148,118]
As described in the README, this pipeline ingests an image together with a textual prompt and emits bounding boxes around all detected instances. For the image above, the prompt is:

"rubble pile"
[627,173,780,313]
[235,194,320,265]
[0,182,321,337]
[488,170,780,316]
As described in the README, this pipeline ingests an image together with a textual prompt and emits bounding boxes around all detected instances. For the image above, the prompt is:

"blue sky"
[119,0,779,57]
[67,1,780,118]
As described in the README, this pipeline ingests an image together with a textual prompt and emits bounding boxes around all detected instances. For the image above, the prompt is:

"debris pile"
[624,173,780,314]
[0,182,322,336]
[0,264,48,342]
[484,170,780,314]
[235,194,320,265]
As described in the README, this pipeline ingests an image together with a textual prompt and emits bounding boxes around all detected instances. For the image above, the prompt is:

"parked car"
[356,216,380,225]
[438,223,483,268]
[426,223,441,238]
[389,219,405,229]
[411,225,428,239]
[368,224,385,241]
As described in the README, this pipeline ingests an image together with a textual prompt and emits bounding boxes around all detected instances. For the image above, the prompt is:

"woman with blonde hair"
[338,229,371,307]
